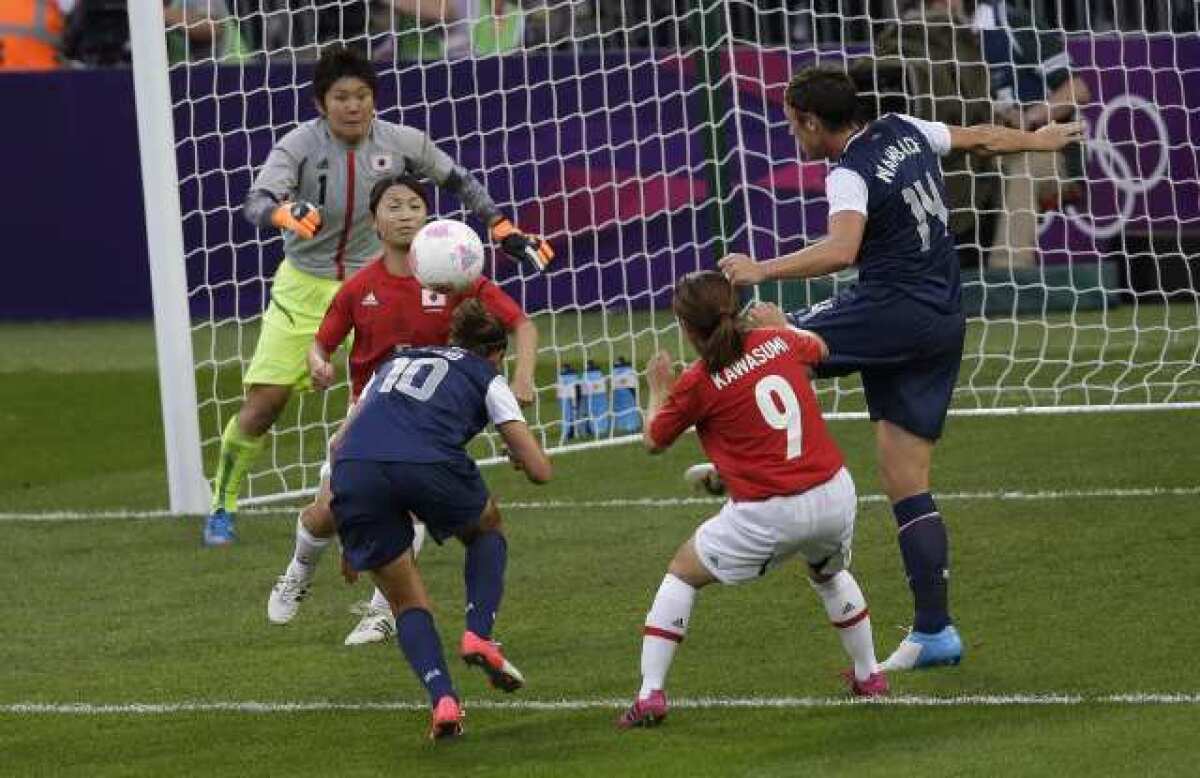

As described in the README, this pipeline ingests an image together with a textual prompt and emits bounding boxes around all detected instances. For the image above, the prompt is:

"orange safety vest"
[0,0,64,70]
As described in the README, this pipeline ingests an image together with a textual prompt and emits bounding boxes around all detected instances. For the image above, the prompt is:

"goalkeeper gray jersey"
[244,117,501,280]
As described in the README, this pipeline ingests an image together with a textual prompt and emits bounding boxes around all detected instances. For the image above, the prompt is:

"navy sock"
[892,493,952,634]
[464,531,507,638]
[395,608,455,705]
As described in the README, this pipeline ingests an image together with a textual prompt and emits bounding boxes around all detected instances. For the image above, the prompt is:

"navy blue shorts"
[788,287,966,441]
[330,458,490,572]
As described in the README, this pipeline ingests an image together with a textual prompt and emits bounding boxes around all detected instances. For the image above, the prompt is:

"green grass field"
[2,318,1199,776]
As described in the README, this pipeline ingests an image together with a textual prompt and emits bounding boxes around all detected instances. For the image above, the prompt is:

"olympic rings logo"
[1041,95,1171,239]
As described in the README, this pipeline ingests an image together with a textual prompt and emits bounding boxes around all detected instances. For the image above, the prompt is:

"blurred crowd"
[2,0,1196,70]
[2,0,1194,270]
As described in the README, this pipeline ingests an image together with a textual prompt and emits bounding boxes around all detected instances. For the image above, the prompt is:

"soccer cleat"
[203,509,236,547]
[880,625,963,671]
[267,572,310,625]
[842,669,889,698]
[683,462,726,496]
[616,690,669,729]
[428,695,465,740]
[343,602,396,646]
[460,631,525,692]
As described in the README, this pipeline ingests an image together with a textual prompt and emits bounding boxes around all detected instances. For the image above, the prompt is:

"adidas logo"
[316,158,329,170]
[423,669,442,683]
[362,291,379,306]
[708,555,720,568]
[841,602,856,615]
[671,618,686,629]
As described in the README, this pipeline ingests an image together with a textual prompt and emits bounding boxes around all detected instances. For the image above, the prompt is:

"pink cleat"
[460,631,525,692]
[616,690,669,729]
[843,669,889,698]
[428,695,464,740]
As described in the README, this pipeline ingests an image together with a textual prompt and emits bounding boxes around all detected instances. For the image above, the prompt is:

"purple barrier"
[2,35,1196,320]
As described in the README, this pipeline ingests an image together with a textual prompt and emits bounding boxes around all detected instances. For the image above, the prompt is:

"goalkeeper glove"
[271,201,322,240]
[490,217,554,272]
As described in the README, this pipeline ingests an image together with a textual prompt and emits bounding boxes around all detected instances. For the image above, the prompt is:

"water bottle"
[557,364,579,445]
[611,356,641,433]
[582,359,610,437]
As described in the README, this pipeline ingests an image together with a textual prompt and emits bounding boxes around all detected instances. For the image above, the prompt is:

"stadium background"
[2,3,1199,775]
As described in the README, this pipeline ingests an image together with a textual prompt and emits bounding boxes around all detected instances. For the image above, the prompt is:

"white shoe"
[344,602,396,646]
[684,462,726,496]
[267,572,310,625]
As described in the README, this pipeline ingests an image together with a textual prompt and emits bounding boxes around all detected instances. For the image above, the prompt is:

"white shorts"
[693,467,857,584]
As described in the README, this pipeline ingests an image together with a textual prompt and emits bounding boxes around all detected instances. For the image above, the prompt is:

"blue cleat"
[203,509,237,547]
[880,625,962,671]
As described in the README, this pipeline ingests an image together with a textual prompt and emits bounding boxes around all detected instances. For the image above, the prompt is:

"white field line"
[3,694,1200,715]
[1,486,1199,523]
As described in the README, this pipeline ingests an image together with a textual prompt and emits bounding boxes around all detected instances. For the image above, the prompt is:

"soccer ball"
[411,219,485,293]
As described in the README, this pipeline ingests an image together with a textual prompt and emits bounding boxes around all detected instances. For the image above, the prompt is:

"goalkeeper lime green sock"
[210,416,266,513]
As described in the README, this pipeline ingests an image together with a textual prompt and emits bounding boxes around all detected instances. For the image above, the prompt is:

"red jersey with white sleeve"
[315,258,526,400]
[647,328,844,502]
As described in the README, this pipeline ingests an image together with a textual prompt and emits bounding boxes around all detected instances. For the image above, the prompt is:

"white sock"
[285,515,331,580]
[639,574,696,699]
[412,520,427,558]
[811,570,877,681]
[369,586,391,613]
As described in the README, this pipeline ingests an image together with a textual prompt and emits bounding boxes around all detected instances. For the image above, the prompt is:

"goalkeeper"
[205,44,553,546]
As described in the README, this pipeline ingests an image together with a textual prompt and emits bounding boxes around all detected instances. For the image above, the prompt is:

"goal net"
[152,0,1199,507]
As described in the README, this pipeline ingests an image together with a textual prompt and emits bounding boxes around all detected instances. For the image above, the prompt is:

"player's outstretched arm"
[719,210,866,285]
[401,125,555,272]
[510,320,539,406]
[949,121,1085,156]
[497,420,552,484]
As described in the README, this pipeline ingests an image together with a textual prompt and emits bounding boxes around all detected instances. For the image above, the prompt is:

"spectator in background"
[853,0,1000,271]
[164,0,249,64]
[973,0,1091,269]
[0,0,69,70]
[372,0,523,61]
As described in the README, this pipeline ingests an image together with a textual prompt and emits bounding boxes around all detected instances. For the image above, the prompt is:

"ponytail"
[672,272,746,372]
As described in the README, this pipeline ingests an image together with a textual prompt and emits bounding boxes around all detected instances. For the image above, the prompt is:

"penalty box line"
[4,694,1200,715]
[1,485,1199,523]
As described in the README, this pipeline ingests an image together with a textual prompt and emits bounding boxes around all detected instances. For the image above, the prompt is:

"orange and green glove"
[490,217,554,272]
[271,201,323,239]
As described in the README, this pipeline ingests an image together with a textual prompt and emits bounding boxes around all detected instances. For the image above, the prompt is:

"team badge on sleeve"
[370,153,393,172]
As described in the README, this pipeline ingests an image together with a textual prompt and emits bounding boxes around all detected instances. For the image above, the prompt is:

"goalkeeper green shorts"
[243,259,342,389]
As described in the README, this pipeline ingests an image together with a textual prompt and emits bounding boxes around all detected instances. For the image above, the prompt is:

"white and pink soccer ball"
[411,219,485,293]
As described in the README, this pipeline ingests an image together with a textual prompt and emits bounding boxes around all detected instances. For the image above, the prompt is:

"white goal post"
[132,1,1200,513]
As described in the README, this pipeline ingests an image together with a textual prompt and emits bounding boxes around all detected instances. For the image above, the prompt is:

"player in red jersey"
[617,271,886,729]
[267,174,538,645]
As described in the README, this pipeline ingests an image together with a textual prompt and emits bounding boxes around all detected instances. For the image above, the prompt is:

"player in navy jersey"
[720,67,1082,670]
[618,272,886,729]
[329,300,551,739]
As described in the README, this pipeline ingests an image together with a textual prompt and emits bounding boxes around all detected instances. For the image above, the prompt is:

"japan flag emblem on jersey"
[370,153,392,172]
[421,288,447,308]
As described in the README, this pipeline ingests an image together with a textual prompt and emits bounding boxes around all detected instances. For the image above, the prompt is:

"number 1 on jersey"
[755,375,803,460]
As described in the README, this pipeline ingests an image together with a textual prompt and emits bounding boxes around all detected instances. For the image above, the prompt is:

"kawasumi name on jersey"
[710,335,791,390]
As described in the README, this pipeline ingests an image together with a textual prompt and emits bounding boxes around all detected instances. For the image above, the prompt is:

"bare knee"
[372,552,432,615]
[238,385,291,437]
[666,540,716,589]
[299,488,336,538]
[458,499,504,545]
[875,421,933,502]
